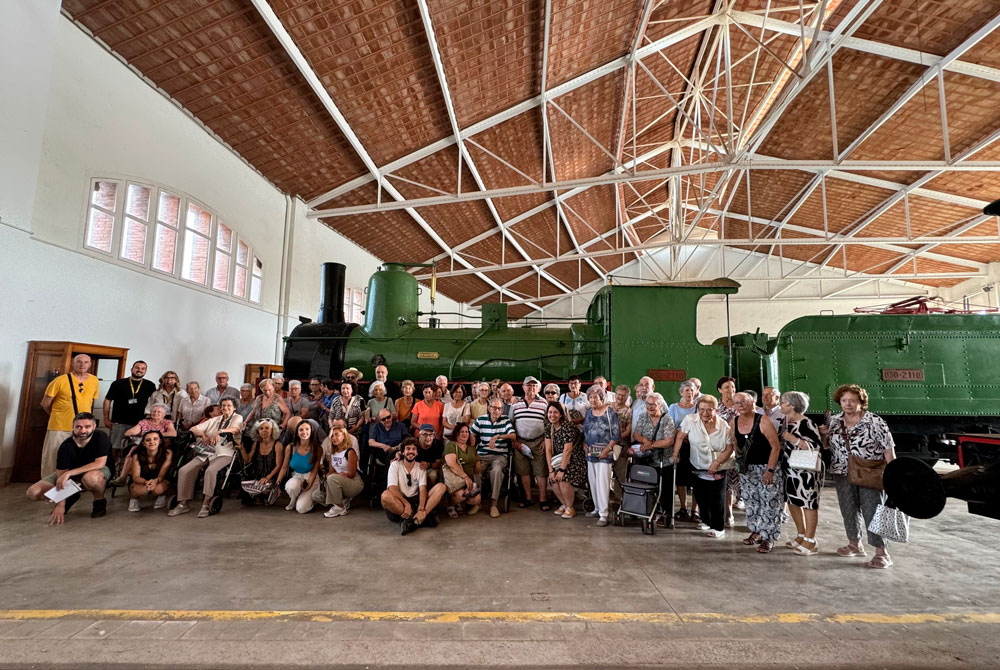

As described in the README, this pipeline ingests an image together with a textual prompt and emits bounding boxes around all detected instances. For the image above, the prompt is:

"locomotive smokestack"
[318,262,347,324]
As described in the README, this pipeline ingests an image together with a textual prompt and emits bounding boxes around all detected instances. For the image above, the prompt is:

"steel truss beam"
[250,0,543,311]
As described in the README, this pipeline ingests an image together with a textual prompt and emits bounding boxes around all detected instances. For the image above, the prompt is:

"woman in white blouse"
[672,394,734,538]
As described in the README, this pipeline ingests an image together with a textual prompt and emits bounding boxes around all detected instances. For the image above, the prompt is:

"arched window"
[84,178,262,303]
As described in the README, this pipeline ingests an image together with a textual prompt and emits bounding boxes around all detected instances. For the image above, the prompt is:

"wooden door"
[12,342,128,482]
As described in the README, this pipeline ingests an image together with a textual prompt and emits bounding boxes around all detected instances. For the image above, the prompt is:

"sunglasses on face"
[380,416,392,422]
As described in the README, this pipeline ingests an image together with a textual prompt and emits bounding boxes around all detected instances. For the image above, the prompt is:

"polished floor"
[0,477,997,668]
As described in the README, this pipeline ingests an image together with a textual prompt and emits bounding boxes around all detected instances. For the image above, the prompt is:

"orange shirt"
[410,400,444,437]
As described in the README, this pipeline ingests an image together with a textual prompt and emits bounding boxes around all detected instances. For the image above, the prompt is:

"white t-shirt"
[442,402,469,439]
[387,460,426,498]
[559,393,590,420]
[328,448,353,475]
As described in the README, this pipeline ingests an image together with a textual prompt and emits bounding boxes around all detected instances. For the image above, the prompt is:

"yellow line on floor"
[1,610,998,625]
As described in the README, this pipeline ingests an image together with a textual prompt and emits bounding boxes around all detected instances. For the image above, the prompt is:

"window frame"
[82,177,263,305]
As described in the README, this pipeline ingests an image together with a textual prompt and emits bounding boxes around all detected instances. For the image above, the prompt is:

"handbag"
[844,423,885,489]
[787,447,822,472]
[868,497,910,543]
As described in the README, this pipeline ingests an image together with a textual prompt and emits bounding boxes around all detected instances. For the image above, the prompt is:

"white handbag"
[868,497,910,543]
[787,447,822,472]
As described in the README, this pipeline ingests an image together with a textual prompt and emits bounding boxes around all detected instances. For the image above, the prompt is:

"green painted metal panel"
[775,314,1000,416]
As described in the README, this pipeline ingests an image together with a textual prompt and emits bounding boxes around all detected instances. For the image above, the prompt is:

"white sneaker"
[324,504,347,518]
[706,529,725,538]
[153,495,167,509]
[697,522,710,531]
[128,498,141,512]
[554,505,567,515]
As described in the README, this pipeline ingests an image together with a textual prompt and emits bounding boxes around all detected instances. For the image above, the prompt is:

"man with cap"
[414,423,445,486]
[511,376,551,510]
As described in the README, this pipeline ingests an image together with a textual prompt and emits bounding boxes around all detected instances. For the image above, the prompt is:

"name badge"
[128,399,138,404]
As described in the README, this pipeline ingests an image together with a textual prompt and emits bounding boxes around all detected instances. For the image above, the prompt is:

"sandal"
[517,500,535,509]
[836,543,867,558]
[674,508,690,521]
[785,533,804,549]
[792,539,818,556]
[865,554,893,569]
[690,512,701,524]
[757,540,773,554]
[742,533,762,545]
[539,501,553,512]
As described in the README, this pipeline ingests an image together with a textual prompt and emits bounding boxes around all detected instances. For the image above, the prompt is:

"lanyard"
[128,378,141,398]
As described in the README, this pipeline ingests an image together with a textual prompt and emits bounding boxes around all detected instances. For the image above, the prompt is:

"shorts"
[386,493,421,522]
[43,466,112,486]
[513,435,546,478]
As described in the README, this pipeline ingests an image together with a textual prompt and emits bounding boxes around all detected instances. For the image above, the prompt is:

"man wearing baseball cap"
[511,376,551,511]
[414,423,445,486]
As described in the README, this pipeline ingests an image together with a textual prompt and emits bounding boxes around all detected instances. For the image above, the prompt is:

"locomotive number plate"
[648,368,687,382]
[417,351,440,360]
[881,368,924,381]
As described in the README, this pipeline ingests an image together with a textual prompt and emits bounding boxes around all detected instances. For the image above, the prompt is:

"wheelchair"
[166,439,240,516]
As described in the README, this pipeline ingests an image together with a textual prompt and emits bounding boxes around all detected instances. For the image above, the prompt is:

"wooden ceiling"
[63,0,1000,317]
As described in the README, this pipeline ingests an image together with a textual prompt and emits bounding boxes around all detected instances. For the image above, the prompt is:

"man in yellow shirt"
[40,354,100,477]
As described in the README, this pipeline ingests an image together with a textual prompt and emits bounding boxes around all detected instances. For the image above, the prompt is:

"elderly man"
[631,376,667,428]
[688,377,703,399]
[511,376,551,510]
[206,371,241,405]
[761,386,782,430]
[499,383,518,421]
[415,423,445,485]
[102,360,156,452]
[594,376,618,405]
[374,364,399,399]
[382,438,445,534]
[40,354,100,478]
[370,409,410,467]
[471,399,516,518]
[26,412,111,523]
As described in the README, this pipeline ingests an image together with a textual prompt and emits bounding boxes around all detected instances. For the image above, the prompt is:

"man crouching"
[381,438,446,535]
[26,412,111,524]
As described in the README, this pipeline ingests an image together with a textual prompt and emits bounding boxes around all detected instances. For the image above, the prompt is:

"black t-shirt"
[106,377,156,425]
[56,431,112,471]
[415,438,444,465]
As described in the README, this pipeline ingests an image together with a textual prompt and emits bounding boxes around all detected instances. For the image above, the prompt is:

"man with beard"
[382,438,446,535]
[102,360,156,450]
[414,423,444,485]
[26,413,112,523]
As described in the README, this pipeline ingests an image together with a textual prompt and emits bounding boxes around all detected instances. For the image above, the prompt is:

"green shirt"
[443,441,477,477]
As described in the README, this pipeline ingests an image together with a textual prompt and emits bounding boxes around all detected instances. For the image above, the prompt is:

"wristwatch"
[767,467,775,473]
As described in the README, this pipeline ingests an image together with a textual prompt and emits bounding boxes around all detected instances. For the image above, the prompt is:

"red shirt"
[410,400,444,437]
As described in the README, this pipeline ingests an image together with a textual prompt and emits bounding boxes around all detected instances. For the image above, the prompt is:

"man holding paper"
[26,412,111,524]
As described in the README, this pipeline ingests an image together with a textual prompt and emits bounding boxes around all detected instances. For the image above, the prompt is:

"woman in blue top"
[283,419,323,513]
[582,385,620,527]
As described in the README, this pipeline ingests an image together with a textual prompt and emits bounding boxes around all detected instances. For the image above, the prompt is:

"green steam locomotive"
[284,262,1000,463]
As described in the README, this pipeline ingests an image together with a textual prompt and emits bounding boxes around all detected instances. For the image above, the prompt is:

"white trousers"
[587,461,613,518]
[285,473,320,514]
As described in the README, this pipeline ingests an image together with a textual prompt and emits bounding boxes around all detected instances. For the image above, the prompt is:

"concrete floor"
[0,480,998,668]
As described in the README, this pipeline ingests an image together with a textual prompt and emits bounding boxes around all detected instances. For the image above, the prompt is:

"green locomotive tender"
[285,262,1000,463]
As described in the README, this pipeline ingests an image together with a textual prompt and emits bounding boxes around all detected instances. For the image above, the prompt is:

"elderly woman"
[543,383,561,405]
[127,430,172,512]
[367,382,396,424]
[146,370,183,419]
[442,422,482,517]
[395,380,416,425]
[245,378,291,433]
[821,384,897,568]
[609,384,634,503]
[169,397,243,518]
[237,418,285,505]
[582,384,620,527]
[668,381,699,521]
[632,391,677,520]
[236,384,256,419]
[442,384,471,440]
[672,395,734,538]
[779,391,823,555]
[544,401,587,519]
[285,380,311,419]
[330,380,365,436]
[560,375,590,424]
[283,419,324,513]
[176,381,211,430]
[728,392,783,553]
[110,403,178,488]
[321,425,363,518]
[469,382,492,420]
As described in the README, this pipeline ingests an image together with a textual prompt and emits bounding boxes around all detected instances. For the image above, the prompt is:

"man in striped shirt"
[511,376,552,511]
[470,400,517,518]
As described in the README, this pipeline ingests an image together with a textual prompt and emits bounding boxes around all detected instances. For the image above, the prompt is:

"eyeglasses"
[489,406,502,411]
[545,391,557,395]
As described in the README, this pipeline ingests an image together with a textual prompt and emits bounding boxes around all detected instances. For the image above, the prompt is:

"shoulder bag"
[844,422,885,490]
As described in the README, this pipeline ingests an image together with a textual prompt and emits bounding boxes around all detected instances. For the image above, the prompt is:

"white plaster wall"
[0,0,61,232]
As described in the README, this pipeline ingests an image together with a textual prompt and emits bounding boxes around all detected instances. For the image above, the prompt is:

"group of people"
[26,355,899,567]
